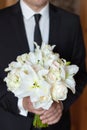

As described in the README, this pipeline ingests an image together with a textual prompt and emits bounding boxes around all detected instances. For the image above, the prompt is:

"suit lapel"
[49,4,61,52]
[9,2,30,53]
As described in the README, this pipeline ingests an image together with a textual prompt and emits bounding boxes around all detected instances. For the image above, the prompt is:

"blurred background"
[0,0,87,130]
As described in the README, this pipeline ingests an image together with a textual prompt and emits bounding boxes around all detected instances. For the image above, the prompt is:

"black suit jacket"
[0,1,87,130]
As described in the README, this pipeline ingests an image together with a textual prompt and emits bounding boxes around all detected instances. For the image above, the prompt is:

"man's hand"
[39,101,63,125]
[23,96,45,114]
[23,97,63,125]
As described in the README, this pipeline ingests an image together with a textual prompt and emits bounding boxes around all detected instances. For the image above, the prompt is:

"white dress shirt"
[18,0,50,116]
[20,0,49,51]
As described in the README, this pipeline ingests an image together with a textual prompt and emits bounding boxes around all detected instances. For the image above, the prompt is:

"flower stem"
[33,114,48,128]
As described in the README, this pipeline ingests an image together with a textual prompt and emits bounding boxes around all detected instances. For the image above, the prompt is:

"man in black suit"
[0,0,87,130]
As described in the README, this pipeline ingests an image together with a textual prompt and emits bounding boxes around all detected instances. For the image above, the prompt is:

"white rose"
[51,81,68,102]
[4,70,21,92]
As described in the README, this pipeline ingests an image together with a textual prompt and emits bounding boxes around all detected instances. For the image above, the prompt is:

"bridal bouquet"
[4,43,79,128]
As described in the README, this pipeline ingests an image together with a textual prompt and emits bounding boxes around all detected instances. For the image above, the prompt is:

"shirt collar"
[20,0,49,20]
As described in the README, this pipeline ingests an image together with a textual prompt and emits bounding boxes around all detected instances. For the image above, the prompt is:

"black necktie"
[34,14,42,46]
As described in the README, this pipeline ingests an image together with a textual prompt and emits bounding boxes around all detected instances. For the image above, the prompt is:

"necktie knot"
[34,14,41,24]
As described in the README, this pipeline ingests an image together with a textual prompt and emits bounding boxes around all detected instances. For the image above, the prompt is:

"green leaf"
[66,61,71,66]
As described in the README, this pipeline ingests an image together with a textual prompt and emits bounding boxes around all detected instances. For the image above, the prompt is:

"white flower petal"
[65,77,76,93]
[66,65,79,76]
[28,52,37,64]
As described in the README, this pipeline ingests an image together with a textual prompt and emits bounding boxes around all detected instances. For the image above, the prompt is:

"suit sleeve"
[0,78,19,114]
[62,16,87,111]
